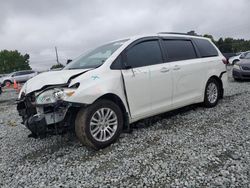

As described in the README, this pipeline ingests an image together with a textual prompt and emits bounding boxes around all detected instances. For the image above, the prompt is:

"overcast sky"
[0,0,249,70]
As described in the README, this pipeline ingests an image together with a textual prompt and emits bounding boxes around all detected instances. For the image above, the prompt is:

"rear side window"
[25,70,34,74]
[126,40,163,68]
[20,72,28,75]
[194,38,218,57]
[22,71,29,74]
[163,40,197,61]
[16,71,26,75]
[14,72,23,76]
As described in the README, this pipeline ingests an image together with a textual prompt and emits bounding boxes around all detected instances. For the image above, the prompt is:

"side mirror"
[124,65,132,69]
[67,59,72,64]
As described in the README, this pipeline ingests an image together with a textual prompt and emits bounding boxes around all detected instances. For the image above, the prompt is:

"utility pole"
[55,46,60,65]
[3,60,6,73]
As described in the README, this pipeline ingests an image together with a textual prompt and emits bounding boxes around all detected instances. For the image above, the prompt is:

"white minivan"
[17,33,228,149]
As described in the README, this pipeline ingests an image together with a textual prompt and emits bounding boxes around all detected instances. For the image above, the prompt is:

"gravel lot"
[1,70,250,187]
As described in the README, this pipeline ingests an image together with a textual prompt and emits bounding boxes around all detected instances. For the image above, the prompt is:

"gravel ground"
[1,71,250,187]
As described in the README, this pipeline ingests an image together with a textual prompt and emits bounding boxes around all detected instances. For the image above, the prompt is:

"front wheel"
[75,99,123,149]
[203,78,220,108]
[3,80,12,87]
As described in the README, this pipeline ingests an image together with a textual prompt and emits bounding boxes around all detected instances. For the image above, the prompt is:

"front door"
[122,67,151,119]
[122,39,169,119]
[13,72,26,82]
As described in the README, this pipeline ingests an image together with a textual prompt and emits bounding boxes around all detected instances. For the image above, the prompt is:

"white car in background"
[17,33,228,149]
[0,70,38,86]
[229,51,250,65]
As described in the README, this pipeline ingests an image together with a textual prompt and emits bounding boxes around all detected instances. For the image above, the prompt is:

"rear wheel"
[203,78,220,108]
[75,99,123,149]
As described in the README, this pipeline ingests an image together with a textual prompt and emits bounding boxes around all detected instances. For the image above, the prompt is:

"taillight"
[222,58,229,65]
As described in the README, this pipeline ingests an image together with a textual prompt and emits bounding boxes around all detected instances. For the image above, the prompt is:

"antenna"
[55,46,60,64]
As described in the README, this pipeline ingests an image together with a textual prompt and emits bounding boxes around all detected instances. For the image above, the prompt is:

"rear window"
[163,40,197,61]
[194,38,218,57]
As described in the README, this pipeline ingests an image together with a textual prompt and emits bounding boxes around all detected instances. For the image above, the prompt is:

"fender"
[65,68,129,113]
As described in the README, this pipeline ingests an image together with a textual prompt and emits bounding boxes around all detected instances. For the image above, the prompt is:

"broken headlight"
[36,88,76,105]
[18,82,27,99]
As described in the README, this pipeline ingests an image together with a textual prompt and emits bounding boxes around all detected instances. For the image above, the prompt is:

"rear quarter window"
[194,38,219,58]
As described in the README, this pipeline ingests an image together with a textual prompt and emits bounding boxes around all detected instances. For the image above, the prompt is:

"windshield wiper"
[67,67,80,70]
[94,64,103,69]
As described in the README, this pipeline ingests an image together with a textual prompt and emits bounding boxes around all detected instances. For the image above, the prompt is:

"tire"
[3,80,12,87]
[75,99,123,150]
[203,78,220,108]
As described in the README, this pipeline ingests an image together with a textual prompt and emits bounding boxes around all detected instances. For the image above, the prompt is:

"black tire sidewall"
[204,78,220,108]
[3,80,11,86]
[76,100,123,149]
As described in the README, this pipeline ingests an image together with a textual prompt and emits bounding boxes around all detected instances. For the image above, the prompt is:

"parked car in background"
[229,51,250,65]
[0,70,38,86]
[223,52,240,61]
[17,33,228,149]
[233,52,250,81]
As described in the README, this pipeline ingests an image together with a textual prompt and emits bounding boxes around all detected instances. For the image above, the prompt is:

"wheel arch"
[3,79,13,86]
[94,93,130,130]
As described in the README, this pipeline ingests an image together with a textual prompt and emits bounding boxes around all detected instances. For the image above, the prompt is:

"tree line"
[1,33,250,74]
[0,50,31,74]
[203,34,250,53]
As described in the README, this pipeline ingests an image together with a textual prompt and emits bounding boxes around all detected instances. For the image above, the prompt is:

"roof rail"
[158,32,200,36]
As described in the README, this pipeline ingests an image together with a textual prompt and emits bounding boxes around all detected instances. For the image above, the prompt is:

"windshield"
[64,39,128,70]
[243,52,250,59]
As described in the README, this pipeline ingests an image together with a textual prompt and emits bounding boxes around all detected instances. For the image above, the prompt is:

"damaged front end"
[17,86,82,138]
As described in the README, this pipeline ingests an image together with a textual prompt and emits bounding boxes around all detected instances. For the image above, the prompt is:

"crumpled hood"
[23,69,90,95]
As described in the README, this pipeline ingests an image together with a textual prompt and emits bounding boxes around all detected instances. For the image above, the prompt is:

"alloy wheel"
[89,108,118,142]
[207,82,218,104]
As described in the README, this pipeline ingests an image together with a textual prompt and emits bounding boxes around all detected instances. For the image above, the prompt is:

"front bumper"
[26,114,47,136]
[232,68,250,80]
[17,97,76,137]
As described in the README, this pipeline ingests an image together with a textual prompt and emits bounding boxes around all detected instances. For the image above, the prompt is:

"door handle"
[173,65,181,71]
[160,67,170,73]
